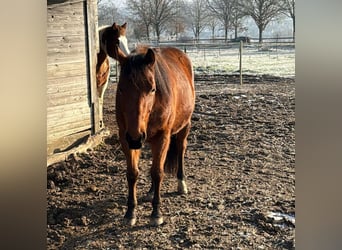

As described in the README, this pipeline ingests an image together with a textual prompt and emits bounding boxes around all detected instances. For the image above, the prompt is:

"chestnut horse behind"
[116,47,195,226]
[96,22,130,127]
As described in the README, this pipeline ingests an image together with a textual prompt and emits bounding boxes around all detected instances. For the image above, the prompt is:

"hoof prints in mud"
[47,75,295,249]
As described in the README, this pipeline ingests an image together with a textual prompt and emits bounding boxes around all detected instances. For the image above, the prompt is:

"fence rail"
[110,37,295,82]
[131,37,294,55]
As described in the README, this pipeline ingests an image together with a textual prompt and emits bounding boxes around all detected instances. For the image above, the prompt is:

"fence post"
[239,40,243,85]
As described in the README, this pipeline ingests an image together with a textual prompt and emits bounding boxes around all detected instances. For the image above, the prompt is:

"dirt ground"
[47,74,295,249]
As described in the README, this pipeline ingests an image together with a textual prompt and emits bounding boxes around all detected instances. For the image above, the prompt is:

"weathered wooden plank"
[47,1,84,19]
[48,115,90,130]
[85,0,101,133]
[48,118,91,135]
[47,102,90,119]
[47,76,87,93]
[47,82,88,96]
[47,56,86,65]
[47,0,85,6]
[47,116,91,138]
[47,9,84,24]
[47,35,84,47]
[47,49,86,65]
[48,124,91,142]
[47,91,88,107]
[48,116,90,128]
[47,110,90,126]
[48,117,91,133]
[48,118,91,140]
[47,35,86,63]
[47,84,88,97]
[47,17,84,30]
[47,28,85,37]
[47,25,85,37]
[47,42,85,54]
[47,61,87,79]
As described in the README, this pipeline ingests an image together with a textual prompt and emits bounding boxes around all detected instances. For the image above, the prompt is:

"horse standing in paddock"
[115,46,195,226]
[96,22,130,127]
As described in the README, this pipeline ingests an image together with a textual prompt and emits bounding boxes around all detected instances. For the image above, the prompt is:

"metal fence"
[134,37,295,51]
[109,37,295,82]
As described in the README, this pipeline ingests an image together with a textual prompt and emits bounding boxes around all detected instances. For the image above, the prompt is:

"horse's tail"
[164,135,178,175]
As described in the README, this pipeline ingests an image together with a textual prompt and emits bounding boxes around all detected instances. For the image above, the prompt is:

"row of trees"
[98,0,295,43]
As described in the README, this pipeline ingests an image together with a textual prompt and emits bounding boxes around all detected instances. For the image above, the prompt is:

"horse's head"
[100,22,130,59]
[117,49,157,149]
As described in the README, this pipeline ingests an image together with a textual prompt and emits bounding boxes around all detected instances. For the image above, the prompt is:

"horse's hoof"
[150,216,164,226]
[177,180,188,194]
[123,217,136,226]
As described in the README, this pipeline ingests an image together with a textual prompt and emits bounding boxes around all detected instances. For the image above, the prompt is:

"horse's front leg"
[150,133,170,226]
[121,138,141,226]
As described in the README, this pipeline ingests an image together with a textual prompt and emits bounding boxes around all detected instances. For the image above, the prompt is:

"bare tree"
[149,0,177,42]
[207,0,235,42]
[127,0,153,41]
[207,15,220,40]
[98,1,122,27]
[240,0,283,43]
[127,0,177,42]
[230,0,247,39]
[184,0,209,41]
[279,0,295,40]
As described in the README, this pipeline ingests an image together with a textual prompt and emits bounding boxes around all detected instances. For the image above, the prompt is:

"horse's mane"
[122,47,172,100]
[98,26,108,52]
[98,25,111,37]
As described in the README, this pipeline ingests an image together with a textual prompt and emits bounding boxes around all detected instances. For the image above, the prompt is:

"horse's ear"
[144,48,155,66]
[112,22,118,29]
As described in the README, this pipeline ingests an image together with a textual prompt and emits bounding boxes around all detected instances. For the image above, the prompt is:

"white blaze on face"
[118,35,130,55]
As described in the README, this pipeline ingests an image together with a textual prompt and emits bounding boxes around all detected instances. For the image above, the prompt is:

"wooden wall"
[47,0,99,156]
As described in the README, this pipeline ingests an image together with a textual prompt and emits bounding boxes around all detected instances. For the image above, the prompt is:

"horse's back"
[160,47,193,82]
[156,47,195,134]
[157,47,195,98]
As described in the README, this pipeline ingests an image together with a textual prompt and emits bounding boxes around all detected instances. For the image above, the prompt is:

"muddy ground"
[47,74,295,249]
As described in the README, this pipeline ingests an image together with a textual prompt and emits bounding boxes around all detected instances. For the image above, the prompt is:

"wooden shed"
[47,0,103,164]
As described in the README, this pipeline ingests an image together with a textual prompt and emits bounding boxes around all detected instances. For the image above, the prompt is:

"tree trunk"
[292,16,295,42]
[155,24,160,43]
[258,27,263,43]
[224,27,228,42]
[211,27,215,41]
[145,24,150,41]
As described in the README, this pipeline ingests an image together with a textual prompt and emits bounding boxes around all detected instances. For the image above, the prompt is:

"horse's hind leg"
[176,123,191,194]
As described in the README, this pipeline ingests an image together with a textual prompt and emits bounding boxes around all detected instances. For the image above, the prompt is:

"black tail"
[164,135,178,175]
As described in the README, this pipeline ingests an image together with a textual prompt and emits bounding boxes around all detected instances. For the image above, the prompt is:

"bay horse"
[96,22,130,127]
[116,46,195,226]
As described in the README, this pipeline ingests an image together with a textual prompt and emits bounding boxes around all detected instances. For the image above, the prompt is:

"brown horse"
[116,46,195,226]
[96,22,129,127]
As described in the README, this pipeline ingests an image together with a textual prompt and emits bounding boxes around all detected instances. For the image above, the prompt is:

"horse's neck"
[97,49,108,68]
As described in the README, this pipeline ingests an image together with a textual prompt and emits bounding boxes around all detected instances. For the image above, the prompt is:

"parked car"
[231,36,251,43]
